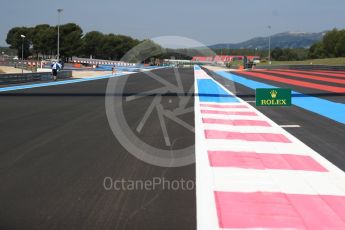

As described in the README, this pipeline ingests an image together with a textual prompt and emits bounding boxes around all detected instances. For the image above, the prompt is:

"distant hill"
[210,32,325,50]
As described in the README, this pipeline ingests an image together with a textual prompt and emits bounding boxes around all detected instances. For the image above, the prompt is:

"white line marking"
[213,168,345,196]
[199,107,253,112]
[206,139,311,155]
[200,102,247,106]
[203,123,284,133]
[280,125,301,128]
[195,69,220,230]
[201,113,264,120]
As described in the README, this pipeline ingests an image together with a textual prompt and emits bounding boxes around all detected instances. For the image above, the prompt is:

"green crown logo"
[270,90,278,99]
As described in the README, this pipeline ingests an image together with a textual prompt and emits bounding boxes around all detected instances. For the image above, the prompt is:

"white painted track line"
[203,124,287,133]
[206,139,313,156]
[195,70,220,230]
[213,168,345,196]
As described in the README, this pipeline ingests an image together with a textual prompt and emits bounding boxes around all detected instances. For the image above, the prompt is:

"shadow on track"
[1,92,345,98]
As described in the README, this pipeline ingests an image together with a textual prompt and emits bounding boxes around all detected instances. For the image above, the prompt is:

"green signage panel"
[256,88,291,106]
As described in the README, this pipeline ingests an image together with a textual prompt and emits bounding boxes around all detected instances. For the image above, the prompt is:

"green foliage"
[121,39,164,63]
[59,23,83,58]
[6,27,32,58]
[271,47,308,61]
[31,24,56,57]
[93,34,141,61]
[212,48,265,57]
[256,57,345,66]
[335,32,345,57]
[308,29,345,58]
[80,31,104,59]
[0,47,17,56]
[308,42,325,59]
[322,29,338,57]
[6,23,143,61]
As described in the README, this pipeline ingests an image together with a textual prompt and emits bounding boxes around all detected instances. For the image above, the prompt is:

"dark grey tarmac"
[0,68,195,230]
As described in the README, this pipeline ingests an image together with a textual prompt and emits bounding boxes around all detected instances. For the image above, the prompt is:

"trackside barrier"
[0,71,72,84]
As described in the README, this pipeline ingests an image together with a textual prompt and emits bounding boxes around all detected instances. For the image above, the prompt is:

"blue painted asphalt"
[216,71,345,124]
[0,74,119,92]
[96,65,167,72]
[197,79,239,103]
[0,66,169,93]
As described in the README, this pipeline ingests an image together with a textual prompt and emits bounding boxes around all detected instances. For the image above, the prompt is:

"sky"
[1,0,345,47]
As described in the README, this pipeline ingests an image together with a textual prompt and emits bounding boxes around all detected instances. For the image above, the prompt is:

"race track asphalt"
[205,68,345,172]
[2,66,345,230]
[0,68,195,230]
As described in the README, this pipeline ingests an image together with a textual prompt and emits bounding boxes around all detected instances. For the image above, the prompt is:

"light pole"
[57,8,63,62]
[21,34,26,74]
[268,25,272,64]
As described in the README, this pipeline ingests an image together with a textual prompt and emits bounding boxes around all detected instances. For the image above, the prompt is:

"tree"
[80,31,105,59]
[270,48,305,61]
[99,34,118,60]
[335,30,345,57]
[112,35,140,60]
[5,23,154,61]
[308,29,345,58]
[308,42,325,59]
[59,23,83,58]
[97,34,141,60]
[322,29,339,57]
[6,27,32,58]
[31,24,56,58]
[121,39,165,63]
[271,48,283,61]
